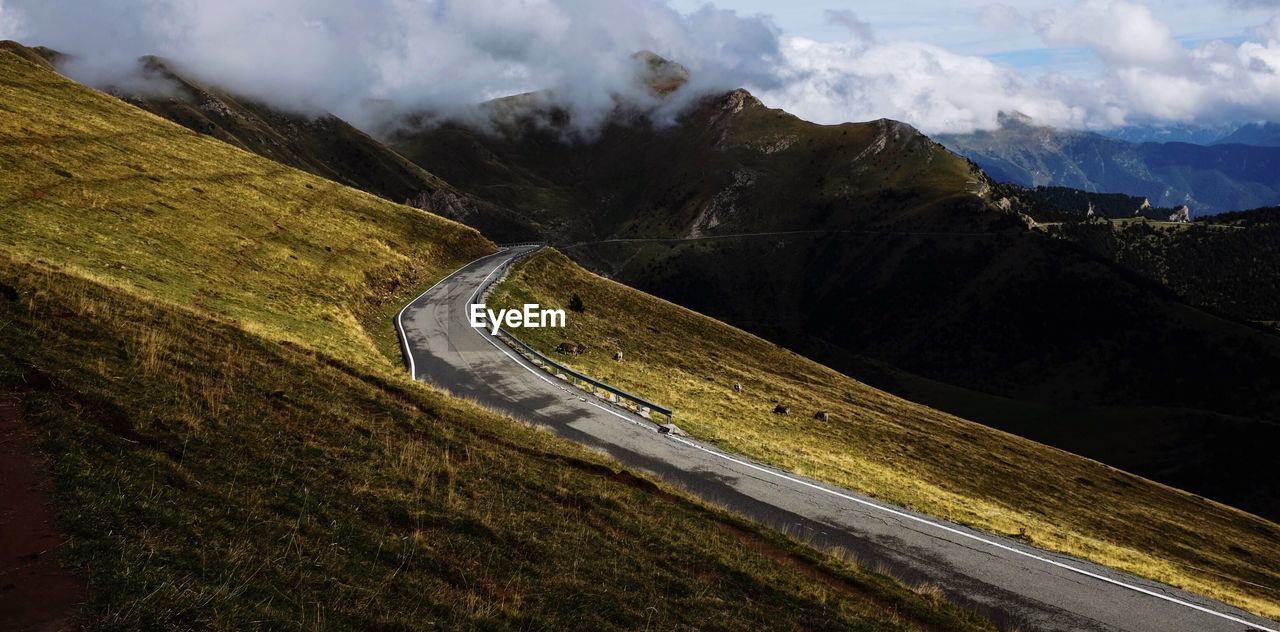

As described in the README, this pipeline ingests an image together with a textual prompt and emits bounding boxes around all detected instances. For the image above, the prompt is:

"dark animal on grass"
[773,404,789,415]
[557,342,587,356]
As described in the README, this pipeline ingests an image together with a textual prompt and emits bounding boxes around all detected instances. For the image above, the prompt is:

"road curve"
[399,245,1279,632]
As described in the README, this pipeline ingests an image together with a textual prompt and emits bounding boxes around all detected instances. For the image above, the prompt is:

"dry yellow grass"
[492,248,1280,620]
[0,50,1007,629]
[0,51,493,371]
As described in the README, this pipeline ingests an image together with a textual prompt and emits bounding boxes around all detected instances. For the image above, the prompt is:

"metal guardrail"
[475,245,675,425]
[497,330,674,423]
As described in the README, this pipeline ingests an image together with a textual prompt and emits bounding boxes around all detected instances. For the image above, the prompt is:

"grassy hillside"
[570,229,1280,521]
[491,248,1280,620]
[0,40,538,241]
[0,50,1004,629]
[1,260,1000,630]
[0,49,495,370]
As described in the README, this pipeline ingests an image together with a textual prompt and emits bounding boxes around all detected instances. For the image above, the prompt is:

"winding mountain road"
[398,245,1278,632]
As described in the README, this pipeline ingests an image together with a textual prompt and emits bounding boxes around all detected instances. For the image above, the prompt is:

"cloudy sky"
[1,0,1278,134]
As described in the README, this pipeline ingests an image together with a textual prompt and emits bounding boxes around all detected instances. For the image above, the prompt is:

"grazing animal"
[773,404,789,415]
[814,411,830,422]
[613,351,623,361]
[556,342,581,355]
[733,382,743,393]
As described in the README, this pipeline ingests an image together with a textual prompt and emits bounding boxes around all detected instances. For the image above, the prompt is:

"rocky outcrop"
[631,50,690,97]
[406,189,479,222]
[717,89,760,116]
[689,169,756,237]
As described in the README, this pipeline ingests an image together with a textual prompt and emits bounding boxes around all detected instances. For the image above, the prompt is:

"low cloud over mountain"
[2,0,1280,135]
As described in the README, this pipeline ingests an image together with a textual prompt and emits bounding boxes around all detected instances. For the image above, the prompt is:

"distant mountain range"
[1099,122,1238,145]
[1100,121,1280,146]
[1215,122,1280,147]
[939,113,1280,214]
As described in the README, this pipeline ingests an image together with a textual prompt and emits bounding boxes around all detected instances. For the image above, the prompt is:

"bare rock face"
[1168,205,1191,222]
[717,88,760,115]
[406,189,478,222]
[631,50,690,97]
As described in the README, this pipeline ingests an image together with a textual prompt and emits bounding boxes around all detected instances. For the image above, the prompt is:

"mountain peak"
[714,88,762,115]
[996,110,1036,129]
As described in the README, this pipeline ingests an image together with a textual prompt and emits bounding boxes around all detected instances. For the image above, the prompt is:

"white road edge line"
[415,249,1278,632]
[396,248,512,380]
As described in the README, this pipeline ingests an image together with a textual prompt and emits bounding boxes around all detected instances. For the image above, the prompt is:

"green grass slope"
[0,262,995,631]
[0,49,494,369]
[0,50,997,629]
[491,248,1280,621]
[2,40,537,240]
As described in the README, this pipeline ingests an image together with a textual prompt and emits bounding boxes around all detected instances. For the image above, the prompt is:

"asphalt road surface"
[398,245,1278,632]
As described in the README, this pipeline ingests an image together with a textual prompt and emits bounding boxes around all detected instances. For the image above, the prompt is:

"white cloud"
[1225,0,1280,8]
[755,36,1086,133]
[977,4,1026,32]
[756,2,1280,133]
[1258,15,1280,41]
[1035,0,1184,68]
[4,0,1280,136]
[0,0,22,40]
[824,9,874,41]
[3,0,780,128]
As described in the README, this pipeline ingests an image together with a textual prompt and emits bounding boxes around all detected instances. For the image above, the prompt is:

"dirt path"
[0,389,82,631]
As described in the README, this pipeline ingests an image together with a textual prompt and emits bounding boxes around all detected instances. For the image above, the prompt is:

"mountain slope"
[490,248,1280,620]
[0,49,999,629]
[123,56,453,206]
[0,40,447,205]
[1046,207,1280,325]
[389,87,1280,525]
[389,89,998,242]
[1216,122,1280,147]
[938,114,1280,214]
